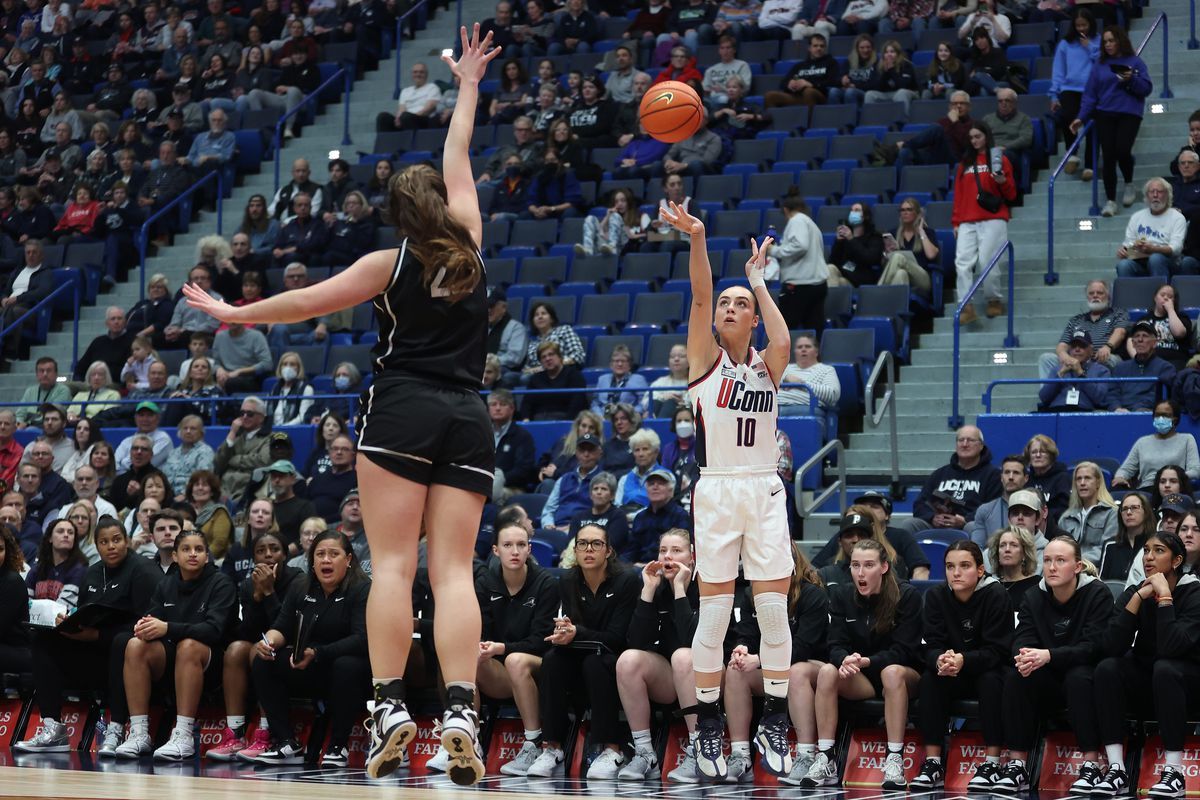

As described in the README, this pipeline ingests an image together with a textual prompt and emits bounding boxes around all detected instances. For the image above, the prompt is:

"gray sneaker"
[800,751,839,788]
[586,747,625,780]
[525,747,564,779]
[881,752,907,790]
[499,740,541,776]
[667,745,699,784]
[781,751,815,786]
[97,723,124,758]
[725,751,754,783]
[1122,184,1138,207]
[618,744,658,780]
[1102,200,1118,217]
[14,718,69,752]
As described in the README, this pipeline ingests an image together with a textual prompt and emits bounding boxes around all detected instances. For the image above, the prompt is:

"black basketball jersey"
[370,238,488,390]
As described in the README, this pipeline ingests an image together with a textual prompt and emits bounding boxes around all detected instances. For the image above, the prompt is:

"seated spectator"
[1099,492,1155,583]
[490,59,533,124]
[265,459,317,548]
[779,333,841,423]
[1131,283,1193,370]
[162,415,215,499]
[1112,400,1200,490]
[49,184,101,243]
[268,160,327,224]
[245,45,319,141]
[0,129,27,187]
[137,141,191,241]
[549,0,600,55]
[490,389,536,502]
[922,44,966,103]
[862,41,919,115]
[26,517,86,604]
[603,46,639,105]
[481,1,519,55]
[836,0,891,34]
[658,116,723,177]
[272,193,331,267]
[546,119,589,179]
[308,362,362,424]
[963,453,1028,546]
[614,428,662,508]
[15,356,71,429]
[376,61,442,132]
[31,404,72,471]
[41,92,83,145]
[1038,329,1115,413]
[314,191,376,266]
[212,321,272,394]
[241,193,280,254]
[186,470,233,559]
[880,0,935,34]
[644,345,688,419]
[74,307,135,386]
[905,425,1002,534]
[611,123,671,181]
[764,34,839,109]
[164,265,222,345]
[67,362,121,422]
[530,84,566,139]
[1056,461,1117,564]
[0,412,21,489]
[1115,179,1190,278]
[956,0,1009,47]
[3,188,57,244]
[487,288,528,385]
[897,90,972,167]
[1113,319,1176,412]
[621,467,690,564]
[762,0,814,40]
[708,77,768,141]
[540,433,604,530]
[115,402,173,471]
[524,300,586,373]
[652,45,703,92]
[1170,110,1200,176]
[523,341,588,422]
[831,34,876,105]
[126,274,176,350]
[1037,280,1127,380]
[119,336,158,392]
[982,88,1033,184]
[702,36,752,107]
[560,472,630,564]
[307,434,357,522]
[827,202,885,287]
[1,489,39,561]
[592,345,650,416]
[102,435,158,513]
[1171,153,1200,273]
[537,410,604,490]
[214,396,271,502]
[10,100,45,159]
[565,77,617,153]
[879,198,939,293]
[477,117,545,187]
[601,403,641,476]
[580,189,650,260]
[321,159,360,219]
[483,354,502,391]
[180,108,234,207]
[487,155,533,222]
[304,412,349,477]
[712,0,763,40]
[0,238,54,354]
[267,352,314,427]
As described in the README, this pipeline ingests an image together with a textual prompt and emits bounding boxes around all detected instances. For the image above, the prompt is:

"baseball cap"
[1068,329,1092,346]
[488,286,507,305]
[576,433,601,449]
[134,401,160,414]
[839,511,874,536]
[855,490,893,516]
[269,431,293,447]
[340,488,360,510]
[1161,493,1196,516]
[644,466,676,487]
[1008,489,1044,513]
[1131,319,1157,337]
[266,459,297,475]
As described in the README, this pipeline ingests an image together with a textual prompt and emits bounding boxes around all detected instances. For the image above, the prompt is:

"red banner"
[1037,731,1108,794]
[0,697,22,747]
[1138,735,1200,796]
[23,701,90,751]
[842,728,924,788]
[660,721,691,783]
[344,713,370,768]
[485,718,525,775]
[405,714,444,774]
[944,731,990,793]
[567,720,591,779]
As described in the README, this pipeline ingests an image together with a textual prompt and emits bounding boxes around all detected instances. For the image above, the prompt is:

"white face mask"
[281,366,298,382]
[676,421,694,439]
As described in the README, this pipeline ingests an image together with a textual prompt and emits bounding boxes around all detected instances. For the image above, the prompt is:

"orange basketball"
[639,80,704,144]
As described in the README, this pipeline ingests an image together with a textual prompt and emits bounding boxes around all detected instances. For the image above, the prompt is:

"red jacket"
[652,57,703,89]
[53,200,101,236]
[951,153,1017,226]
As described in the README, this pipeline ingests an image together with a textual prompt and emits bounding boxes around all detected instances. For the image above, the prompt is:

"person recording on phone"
[826,203,885,287]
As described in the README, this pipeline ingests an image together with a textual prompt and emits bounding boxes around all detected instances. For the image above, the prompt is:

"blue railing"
[0,279,80,372]
[137,170,223,303]
[394,0,433,100]
[1191,0,1199,48]
[1139,13,1173,98]
[949,240,1017,429]
[273,66,353,192]
[982,376,1163,413]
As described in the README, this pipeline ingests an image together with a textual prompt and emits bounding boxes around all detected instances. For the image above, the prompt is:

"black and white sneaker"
[1148,767,1185,800]
[993,761,1030,794]
[910,758,946,789]
[253,738,305,765]
[322,746,349,768]
[441,687,484,786]
[967,761,1002,791]
[1093,766,1130,797]
[365,684,417,780]
[694,702,727,781]
[1070,762,1103,795]
[753,709,793,777]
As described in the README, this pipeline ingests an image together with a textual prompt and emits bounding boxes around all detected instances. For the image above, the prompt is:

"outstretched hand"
[745,235,772,285]
[182,282,240,323]
[441,24,502,84]
[659,200,703,236]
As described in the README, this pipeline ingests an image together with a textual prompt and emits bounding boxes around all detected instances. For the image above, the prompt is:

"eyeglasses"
[575,538,607,551]
[130,445,151,452]
[239,410,261,417]
[1121,506,1142,514]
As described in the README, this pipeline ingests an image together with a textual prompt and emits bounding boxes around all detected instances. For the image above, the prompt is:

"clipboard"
[57,603,133,634]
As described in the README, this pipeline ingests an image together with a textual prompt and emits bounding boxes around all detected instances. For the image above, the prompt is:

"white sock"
[763,677,789,699]
[888,741,903,754]
[798,743,816,756]
[130,715,149,736]
[818,738,835,753]
[696,685,721,704]
[524,728,542,743]
[1105,744,1125,770]
[632,729,652,749]
[689,730,698,744]
[227,715,246,732]
[259,716,269,730]
[1166,751,1184,769]
[1010,758,1025,768]
[986,755,1000,764]
[731,741,751,756]
[175,716,195,735]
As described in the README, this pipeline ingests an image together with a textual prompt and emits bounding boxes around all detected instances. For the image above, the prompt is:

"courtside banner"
[944,730,988,793]
[842,728,923,787]
[0,697,21,747]
[406,714,446,773]
[753,724,798,785]
[1138,735,1200,796]
[568,720,591,778]
[1039,731,1120,793]
[660,720,690,783]
[485,718,525,775]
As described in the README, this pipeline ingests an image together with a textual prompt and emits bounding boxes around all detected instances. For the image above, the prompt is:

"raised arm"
[660,200,719,380]
[746,236,789,385]
[440,24,502,248]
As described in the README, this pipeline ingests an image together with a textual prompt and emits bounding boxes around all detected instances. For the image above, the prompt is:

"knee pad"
[753,592,792,673]
[692,594,734,674]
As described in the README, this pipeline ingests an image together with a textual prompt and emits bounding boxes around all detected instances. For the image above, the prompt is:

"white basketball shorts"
[692,466,793,583]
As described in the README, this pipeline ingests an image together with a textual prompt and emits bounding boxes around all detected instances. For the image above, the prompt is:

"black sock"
[762,695,787,717]
[374,678,406,702]
[446,684,475,710]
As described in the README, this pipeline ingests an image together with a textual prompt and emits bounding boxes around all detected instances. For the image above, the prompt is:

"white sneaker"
[881,751,907,789]
[724,751,753,783]
[1064,155,1080,174]
[14,718,69,752]
[1102,200,1118,217]
[800,750,839,788]
[525,747,564,778]
[617,744,657,780]
[500,740,541,776]
[364,695,416,779]
[114,731,153,759]
[97,723,124,758]
[781,751,816,786]
[586,747,625,780]
[1122,184,1138,207]
[153,729,195,761]
[440,702,484,786]
[667,744,699,784]
[425,745,450,773]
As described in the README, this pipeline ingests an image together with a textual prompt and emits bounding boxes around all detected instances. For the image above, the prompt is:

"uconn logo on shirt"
[715,377,773,413]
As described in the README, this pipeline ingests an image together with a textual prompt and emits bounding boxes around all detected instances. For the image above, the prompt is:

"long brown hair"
[388,164,481,301]
[789,540,822,613]
[852,539,901,634]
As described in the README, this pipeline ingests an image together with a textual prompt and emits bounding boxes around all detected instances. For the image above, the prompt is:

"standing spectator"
[951,121,1015,324]
[1114,179,1189,278]
[212,321,272,394]
[1069,26,1151,217]
[14,356,71,429]
[1050,10,1099,181]
[779,334,841,423]
[376,62,442,132]
[764,34,839,109]
[1112,320,1176,412]
[771,192,829,334]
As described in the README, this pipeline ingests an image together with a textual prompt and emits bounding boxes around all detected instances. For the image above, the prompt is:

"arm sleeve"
[808,365,841,407]
[315,583,369,662]
[1115,440,1140,482]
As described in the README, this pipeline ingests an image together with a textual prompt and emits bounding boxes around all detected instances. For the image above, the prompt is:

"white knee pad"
[692,594,734,674]
[754,592,792,673]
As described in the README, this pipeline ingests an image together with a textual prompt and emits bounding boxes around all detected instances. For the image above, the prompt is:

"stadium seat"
[517,256,568,287]
[646,333,686,366]
[569,254,619,284]
[696,174,745,205]
[578,294,632,328]
[797,169,846,202]
[847,167,897,200]
[733,138,779,167]
[745,171,796,201]
[779,136,828,165]
[591,335,646,367]
[828,134,878,163]
[620,252,672,283]
[1112,277,1160,318]
[632,292,685,327]
[528,295,577,325]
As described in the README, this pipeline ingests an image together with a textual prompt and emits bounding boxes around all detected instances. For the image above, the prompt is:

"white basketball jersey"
[688,347,779,470]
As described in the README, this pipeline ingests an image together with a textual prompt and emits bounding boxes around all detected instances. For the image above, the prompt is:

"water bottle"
[765,224,778,243]
[990,146,1004,175]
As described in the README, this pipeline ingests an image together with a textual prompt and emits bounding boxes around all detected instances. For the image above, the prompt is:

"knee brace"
[753,592,792,673]
[692,594,734,674]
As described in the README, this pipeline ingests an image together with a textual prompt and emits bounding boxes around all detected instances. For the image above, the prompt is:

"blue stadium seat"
[620,252,672,283]
[591,335,646,367]
[569,255,619,284]
[517,256,568,286]
[578,294,632,327]
[528,295,577,325]
[1112,277,1160,319]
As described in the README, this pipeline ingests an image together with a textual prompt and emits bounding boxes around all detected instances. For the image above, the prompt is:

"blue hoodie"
[1049,36,1099,100]
[1077,53,1152,122]
[616,135,670,168]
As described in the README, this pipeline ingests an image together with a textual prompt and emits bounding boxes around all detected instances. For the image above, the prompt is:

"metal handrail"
[394,0,433,100]
[1045,121,1099,285]
[981,375,1164,412]
[1191,0,1199,48]
[949,240,1017,428]
[273,65,353,192]
[864,350,900,499]
[794,438,845,519]
[0,280,80,370]
[1136,12,1172,98]
[137,170,223,303]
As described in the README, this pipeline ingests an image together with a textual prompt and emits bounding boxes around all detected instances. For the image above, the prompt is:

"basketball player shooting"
[659,201,795,782]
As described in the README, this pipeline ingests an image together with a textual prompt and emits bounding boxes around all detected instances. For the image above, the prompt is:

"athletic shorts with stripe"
[357,375,496,497]
[692,468,793,583]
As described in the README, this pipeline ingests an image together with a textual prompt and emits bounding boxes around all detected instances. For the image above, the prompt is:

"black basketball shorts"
[357,375,495,497]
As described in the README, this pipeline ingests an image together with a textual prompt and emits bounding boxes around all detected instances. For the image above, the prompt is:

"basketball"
[639,80,704,144]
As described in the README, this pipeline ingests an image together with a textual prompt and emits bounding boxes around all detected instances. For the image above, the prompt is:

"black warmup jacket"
[558,567,640,655]
[146,562,237,648]
[235,564,303,643]
[1012,574,1113,666]
[828,581,923,670]
[921,576,1012,675]
[735,581,830,664]
[1104,574,1200,665]
[477,560,559,657]
[78,552,164,637]
[272,576,370,664]
[627,578,700,658]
